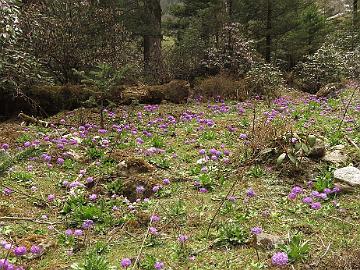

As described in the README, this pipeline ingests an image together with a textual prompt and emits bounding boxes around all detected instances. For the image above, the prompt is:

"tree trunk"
[143,0,163,84]
[354,0,358,24]
[265,0,272,63]
[226,0,233,51]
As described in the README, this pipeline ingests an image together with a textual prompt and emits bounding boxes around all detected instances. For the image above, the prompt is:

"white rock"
[334,166,360,186]
[322,150,348,164]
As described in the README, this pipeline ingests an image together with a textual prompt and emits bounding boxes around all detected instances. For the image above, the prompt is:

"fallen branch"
[18,113,50,127]
[0,216,61,225]
[18,112,74,128]
[345,135,359,150]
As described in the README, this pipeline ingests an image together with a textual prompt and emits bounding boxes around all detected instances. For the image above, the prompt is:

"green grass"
[0,89,359,269]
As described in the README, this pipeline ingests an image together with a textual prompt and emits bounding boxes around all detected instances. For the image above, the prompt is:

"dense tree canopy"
[1,0,359,95]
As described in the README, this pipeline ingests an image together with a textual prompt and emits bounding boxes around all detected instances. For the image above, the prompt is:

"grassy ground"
[0,88,359,270]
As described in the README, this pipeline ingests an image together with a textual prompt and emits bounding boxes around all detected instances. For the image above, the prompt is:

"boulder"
[334,166,360,187]
[322,150,348,164]
[254,233,284,250]
[121,80,190,104]
[316,83,344,98]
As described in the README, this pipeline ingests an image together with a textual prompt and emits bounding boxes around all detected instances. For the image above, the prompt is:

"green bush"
[244,62,283,98]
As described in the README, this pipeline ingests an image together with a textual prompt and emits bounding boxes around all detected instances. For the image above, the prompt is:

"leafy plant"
[149,157,171,169]
[247,165,265,178]
[216,221,249,246]
[87,147,105,160]
[70,203,112,227]
[106,179,123,195]
[279,234,310,262]
[198,173,215,191]
[63,159,75,170]
[314,170,334,192]
[139,254,157,270]
[10,171,33,183]
[71,249,111,270]
[151,136,165,148]
[16,134,33,144]
[277,134,317,167]
[169,200,186,218]
[201,130,216,141]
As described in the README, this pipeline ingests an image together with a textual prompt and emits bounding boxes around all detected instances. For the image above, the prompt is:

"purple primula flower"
[311,202,321,210]
[251,227,262,235]
[291,186,303,194]
[82,219,94,229]
[152,185,162,192]
[47,194,55,202]
[86,177,94,183]
[288,192,297,200]
[57,157,64,165]
[302,197,313,204]
[199,149,206,155]
[162,178,170,185]
[3,187,13,196]
[239,133,248,139]
[121,258,132,268]
[178,234,188,243]
[74,229,83,236]
[24,141,32,147]
[271,252,288,266]
[2,143,9,150]
[89,194,97,201]
[149,227,158,235]
[150,215,160,223]
[136,185,145,194]
[13,246,27,256]
[246,188,256,198]
[154,261,164,270]
[30,245,42,254]
[332,186,341,194]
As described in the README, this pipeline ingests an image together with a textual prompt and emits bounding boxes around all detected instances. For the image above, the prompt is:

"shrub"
[194,74,246,100]
[0,0,52,99]
[244,63,284,98]
[294,43,346,92]
[202,23,257,77]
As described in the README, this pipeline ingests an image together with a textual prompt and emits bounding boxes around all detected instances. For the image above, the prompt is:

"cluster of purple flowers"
[208,104,230,114]
[144,105,159,112]
[65,228,84,237]
[1,241,42,258]
[288,184,341,210]
[271,252,288,266]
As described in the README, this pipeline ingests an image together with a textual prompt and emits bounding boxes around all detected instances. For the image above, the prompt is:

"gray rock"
[322,150,348,164]
[334,166,360,186]
[254,233,284,250]
[308,139,326,159]
[332,144,345,151]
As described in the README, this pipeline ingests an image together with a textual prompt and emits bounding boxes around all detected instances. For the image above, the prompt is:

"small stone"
[332,145,345,151]
[334,166,360,187]
[254,233,284,250]
[322,150,348,164]
[308,139,326,159]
